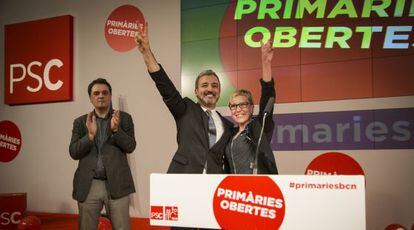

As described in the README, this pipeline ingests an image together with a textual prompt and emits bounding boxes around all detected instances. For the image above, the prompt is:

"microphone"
[263,97,275,116]
[252,97,274,175]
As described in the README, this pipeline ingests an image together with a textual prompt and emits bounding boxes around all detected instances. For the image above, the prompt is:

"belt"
[93,177,107,181]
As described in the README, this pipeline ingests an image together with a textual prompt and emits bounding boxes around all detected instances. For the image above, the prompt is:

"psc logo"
[150,206,178,221]
[4,15,73,105]
[0,193,26,229]
[0,211,22,226]
[150,206,163,220]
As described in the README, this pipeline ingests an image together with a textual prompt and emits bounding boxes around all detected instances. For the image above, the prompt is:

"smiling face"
[229,95,254,129]
[89,83,111,111]
[195,74,221,109]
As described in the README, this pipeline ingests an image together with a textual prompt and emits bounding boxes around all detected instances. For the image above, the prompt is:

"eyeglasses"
[229,102,250,111]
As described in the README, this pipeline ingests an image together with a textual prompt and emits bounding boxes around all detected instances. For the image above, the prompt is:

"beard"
[197,93,219,108]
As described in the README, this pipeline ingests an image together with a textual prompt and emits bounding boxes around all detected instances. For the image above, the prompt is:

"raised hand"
[135,21,150,54]
[111,110,120,133]
[261,40,274,82]
[134,21,160,73]
[86,112,97,140]
[261,40,274,64]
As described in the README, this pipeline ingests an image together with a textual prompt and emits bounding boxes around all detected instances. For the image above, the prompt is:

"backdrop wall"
[1,0,413,229]
[0,0,180,218]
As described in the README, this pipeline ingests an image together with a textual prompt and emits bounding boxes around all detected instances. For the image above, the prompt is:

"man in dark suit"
[69,78,136,230]
[135,23,233,174]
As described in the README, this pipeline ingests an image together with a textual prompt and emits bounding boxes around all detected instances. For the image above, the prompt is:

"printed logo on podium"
[165,206,178,221]
[213,176,285,230]
[150,205,178,221]
[150,206,163,220]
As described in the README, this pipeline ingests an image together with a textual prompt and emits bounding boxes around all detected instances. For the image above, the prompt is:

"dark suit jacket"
[69,111,136,202]
[226,79,278,174]
[249,79,278,174]
[150,66,233,174]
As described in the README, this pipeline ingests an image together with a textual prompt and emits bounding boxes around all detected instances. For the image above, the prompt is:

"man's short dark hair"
[88,78,112,96]
[195,69,220,89]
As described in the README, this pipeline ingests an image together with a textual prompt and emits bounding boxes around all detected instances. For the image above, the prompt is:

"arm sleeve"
[69,117,94,160]
[149,65,186,119]
[257,78,275,141]
[110,113,136,153]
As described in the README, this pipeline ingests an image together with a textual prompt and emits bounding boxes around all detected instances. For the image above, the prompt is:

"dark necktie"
[206,110,217,148]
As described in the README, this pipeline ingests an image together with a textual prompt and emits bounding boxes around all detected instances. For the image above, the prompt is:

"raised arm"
[259,40,275,111]
[258,40,276,140]
[135,22,186,119]
[135,22,160,73]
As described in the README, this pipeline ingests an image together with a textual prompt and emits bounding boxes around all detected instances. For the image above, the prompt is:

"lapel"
[214,111,234,147]
[216,111,228,138]
[247,118,260,149]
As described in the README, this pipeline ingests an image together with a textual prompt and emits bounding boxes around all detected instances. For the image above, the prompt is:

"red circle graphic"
[213,176,285,230]
[305,152,365,176]
[0,120,22,163]
[104,5,145,52]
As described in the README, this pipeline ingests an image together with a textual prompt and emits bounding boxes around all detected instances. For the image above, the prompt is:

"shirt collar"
[200,105,216,114]
[92,109,111,119]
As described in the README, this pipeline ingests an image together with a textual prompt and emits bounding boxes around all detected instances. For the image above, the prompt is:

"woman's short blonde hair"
[229,89,254,106]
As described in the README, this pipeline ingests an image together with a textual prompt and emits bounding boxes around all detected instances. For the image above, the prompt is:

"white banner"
[150,174,365,229]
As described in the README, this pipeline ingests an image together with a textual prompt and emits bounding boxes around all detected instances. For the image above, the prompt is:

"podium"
[150,174,365,229]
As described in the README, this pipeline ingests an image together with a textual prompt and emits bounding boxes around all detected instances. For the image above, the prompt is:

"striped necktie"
[206,110,217,148]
